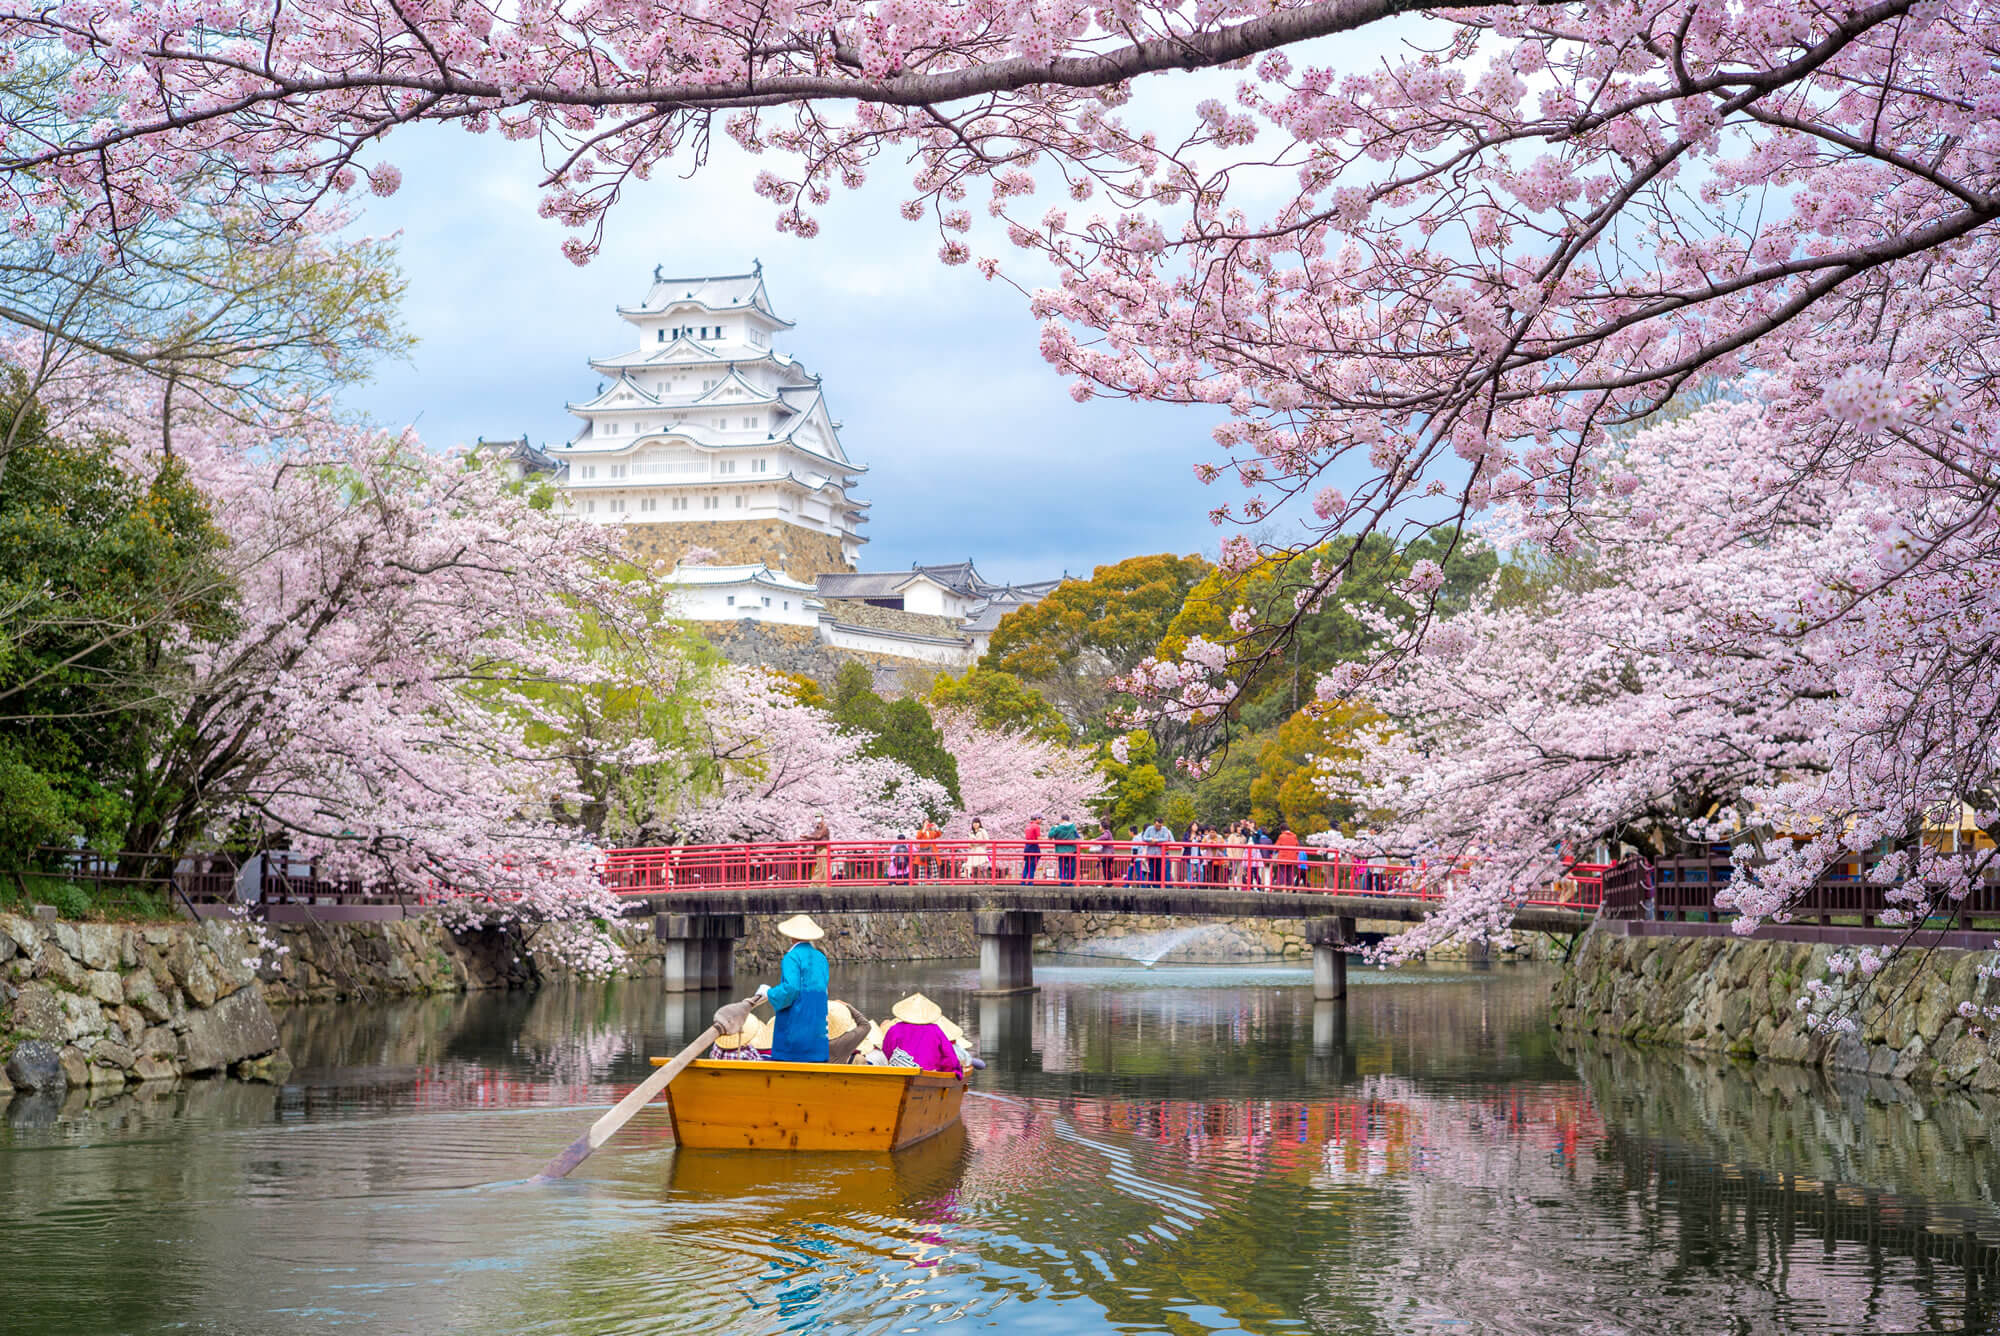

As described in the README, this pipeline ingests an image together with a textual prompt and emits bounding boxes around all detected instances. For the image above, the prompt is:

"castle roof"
[620,264,793,328]
[668,562,821,596]
[469,435,560,476]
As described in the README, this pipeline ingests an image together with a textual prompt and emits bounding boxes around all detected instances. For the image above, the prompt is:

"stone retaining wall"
[1,914,287,1099]
[699,619,923,686]
[1039,912,1312,961]
[1551,921,2000,1090]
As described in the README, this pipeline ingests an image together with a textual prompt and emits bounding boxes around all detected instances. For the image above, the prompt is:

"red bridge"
[603,838,1605,998]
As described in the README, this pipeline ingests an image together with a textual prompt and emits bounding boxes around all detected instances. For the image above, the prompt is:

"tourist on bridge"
[880,993,964,1078]
[1141,817,1174,885]
[1275,827,1300,887]
[754,914,830,1063]
[1092,824,1118,885]
[1202,825,1227,886]
[967,818,993,882]
[1253,825,1277,887]
[1050,814,1081,886]
[804,813,831,885]
[916,818,942,879]
[1021,814,1043,884]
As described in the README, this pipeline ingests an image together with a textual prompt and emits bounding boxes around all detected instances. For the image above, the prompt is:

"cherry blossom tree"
[4,0,1997,947]
[676,666,949,840]
[1329,398,1999,962]
[17,361,694,971]
[933,706,1105,837]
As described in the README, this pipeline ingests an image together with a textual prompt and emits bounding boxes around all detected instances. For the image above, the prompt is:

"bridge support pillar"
[656,913,745,993]
[974,910,1042,996]
[1307,916,1357,1001]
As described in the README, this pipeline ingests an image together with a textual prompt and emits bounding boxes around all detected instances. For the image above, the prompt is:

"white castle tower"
[553,263,868,578]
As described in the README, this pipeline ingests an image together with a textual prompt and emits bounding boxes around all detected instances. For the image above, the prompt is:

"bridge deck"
[628,884,1591,935]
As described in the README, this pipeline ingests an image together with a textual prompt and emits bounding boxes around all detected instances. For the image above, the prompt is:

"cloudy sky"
[340,124,1244,585]
[339,27,1423,584]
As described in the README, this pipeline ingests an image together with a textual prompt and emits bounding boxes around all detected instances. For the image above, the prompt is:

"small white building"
[667,563,822,626]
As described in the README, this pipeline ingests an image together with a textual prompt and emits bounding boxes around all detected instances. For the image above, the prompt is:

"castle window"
[671,496,689,512]
[752,458,768,473]
[657,329,665,343]
[735,494,746,509]
[584,500,596,514]
[762,596,772,608]
[726,595,735,607]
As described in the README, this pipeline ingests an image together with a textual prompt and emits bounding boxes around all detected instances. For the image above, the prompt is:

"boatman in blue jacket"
[755,914,830,1062]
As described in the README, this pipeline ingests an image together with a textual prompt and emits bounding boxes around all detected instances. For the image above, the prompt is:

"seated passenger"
[708,1014,769,1061]
[826,1000,872,1064]
[881,994,965,1078]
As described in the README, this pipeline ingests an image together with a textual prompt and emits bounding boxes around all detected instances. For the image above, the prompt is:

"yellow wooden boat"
[648,1057,966,1151]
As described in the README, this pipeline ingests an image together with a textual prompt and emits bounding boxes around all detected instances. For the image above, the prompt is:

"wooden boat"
[648,1057,966,1151]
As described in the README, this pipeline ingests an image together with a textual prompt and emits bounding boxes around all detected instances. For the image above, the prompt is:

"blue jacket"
[767,942,829,1062]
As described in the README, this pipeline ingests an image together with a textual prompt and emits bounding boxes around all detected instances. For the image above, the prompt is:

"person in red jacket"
[1275,827,1301,887]
[1021,814,1043,885]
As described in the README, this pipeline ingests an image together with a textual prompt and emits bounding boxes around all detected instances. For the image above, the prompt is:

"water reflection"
[0,963,1995,1334]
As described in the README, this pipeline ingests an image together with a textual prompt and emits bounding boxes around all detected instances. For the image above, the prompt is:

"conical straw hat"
[776,914,825,941]
[891,993,945,1026]
[826,999,861,1040]
[714,1013,770,1051]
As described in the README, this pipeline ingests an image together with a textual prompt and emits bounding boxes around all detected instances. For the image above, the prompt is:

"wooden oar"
[530,1024,719,1182]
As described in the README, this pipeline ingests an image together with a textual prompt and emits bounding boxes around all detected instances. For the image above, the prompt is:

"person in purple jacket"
[880,994,965,1078]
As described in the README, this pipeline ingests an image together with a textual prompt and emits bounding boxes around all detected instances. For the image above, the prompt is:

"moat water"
[3,960,1998,1334]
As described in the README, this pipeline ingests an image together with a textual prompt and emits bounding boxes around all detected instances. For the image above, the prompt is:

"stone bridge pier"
[655,913,746,993]
[1307,916,1357,1001]
[974,910,1042,996]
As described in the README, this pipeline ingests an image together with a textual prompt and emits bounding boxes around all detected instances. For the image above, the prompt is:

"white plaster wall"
[673,583,819,626]
[820,622,976,666]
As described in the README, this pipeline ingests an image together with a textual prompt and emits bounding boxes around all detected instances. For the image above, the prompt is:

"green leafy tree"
[0,380,232,865]
[829,661,961,818]
[1161,530,1495,732]
[522,579,721,845]
[983,553,1210,735]
[926,666,1066,740]
[1096,730,1166,831]
[1170,738,1268,828]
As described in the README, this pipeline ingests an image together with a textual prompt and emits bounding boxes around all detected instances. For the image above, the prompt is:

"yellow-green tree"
[1247,700,1385,836]
[925,666,1066,740]
[983,553,1210,734]
[1158,531,1493,733]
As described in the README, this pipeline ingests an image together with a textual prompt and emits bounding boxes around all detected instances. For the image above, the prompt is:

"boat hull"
[652,1058,966,1151]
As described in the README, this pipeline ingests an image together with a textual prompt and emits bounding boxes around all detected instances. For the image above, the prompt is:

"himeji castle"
[555,262,869,578]
[475,263,1063,667]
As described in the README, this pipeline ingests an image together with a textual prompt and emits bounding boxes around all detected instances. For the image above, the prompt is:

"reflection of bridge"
[606,840,1598,996]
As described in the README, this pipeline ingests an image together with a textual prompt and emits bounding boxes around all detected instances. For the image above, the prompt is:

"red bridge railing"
[602,839,1607,912]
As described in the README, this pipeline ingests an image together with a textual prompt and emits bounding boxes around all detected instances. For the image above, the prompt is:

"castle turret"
[555,264,867,577]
